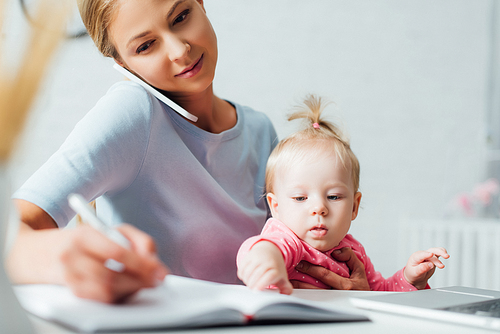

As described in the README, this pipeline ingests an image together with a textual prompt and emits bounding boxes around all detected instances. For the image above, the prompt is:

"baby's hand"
[404,247,450,290]
[237,241,293,295]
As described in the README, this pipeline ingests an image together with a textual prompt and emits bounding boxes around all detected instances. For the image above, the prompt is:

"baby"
[237,95,449,294]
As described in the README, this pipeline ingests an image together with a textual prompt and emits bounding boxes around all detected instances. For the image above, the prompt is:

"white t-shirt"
[13,81,278,284]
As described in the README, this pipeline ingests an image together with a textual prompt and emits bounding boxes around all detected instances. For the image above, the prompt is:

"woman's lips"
[176,55,203,78]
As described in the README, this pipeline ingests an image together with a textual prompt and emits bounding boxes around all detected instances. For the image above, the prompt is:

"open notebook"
[351,286,500,331]
[15,275,368,332]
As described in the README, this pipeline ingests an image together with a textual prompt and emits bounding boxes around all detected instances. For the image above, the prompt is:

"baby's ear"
[351,192,362,220]
[267,193,279,218]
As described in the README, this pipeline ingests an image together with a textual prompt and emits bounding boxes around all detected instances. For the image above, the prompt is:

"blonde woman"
[8,0,370,302]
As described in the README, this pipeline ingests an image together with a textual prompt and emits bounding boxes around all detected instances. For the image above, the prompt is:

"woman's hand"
[60,224,169,302]
[291,247,370,290]
[237,241,293,295]
[404,247,449,290]
[7,200,169,303]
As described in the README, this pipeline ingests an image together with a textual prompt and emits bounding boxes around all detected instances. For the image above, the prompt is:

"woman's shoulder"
[232,102,277,137]
[82,81,159,130]
[103,81,155,111]
[70,81,159,155]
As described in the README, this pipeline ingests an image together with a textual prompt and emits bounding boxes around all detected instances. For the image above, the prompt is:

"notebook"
[15,275,369,332]
[350,286,500,331]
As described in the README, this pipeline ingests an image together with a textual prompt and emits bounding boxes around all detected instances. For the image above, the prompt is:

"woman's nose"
[166,36,190,62]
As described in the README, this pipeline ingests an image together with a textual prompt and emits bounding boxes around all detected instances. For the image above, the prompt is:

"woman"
[7,0,369,303]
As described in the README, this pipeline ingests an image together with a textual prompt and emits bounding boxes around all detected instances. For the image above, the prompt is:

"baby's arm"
[404,247,450,290]
[237,241,293,295]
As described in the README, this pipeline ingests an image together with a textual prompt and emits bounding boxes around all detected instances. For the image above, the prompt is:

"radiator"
[398,220,500,290]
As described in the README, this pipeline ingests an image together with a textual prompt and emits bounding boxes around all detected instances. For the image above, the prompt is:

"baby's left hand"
[404,247,450,290]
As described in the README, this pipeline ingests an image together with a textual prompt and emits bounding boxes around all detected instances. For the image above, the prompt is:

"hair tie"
[313,123,320,129]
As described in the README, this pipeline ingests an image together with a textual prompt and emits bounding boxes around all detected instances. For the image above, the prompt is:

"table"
[29,289,496,334]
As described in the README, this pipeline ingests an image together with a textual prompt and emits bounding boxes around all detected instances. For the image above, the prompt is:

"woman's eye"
[293,197,306,202]
[136,41,154,54]
[328,195,339,201]
[173,9,190,25]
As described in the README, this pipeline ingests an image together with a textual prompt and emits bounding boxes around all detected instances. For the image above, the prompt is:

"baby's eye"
[327,195,340,201]
[293,196,307,202]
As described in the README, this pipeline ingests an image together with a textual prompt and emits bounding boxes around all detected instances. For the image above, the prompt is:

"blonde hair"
[77,0,120,59]
[265,95,360,194]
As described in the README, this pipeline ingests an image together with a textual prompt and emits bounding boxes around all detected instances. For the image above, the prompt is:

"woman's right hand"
[6,200,169,303]
[59,223,169,302]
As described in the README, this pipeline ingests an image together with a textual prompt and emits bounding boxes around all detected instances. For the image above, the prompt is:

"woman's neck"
[163,86,236,134]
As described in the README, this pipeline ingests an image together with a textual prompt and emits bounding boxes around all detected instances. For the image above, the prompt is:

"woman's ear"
[351,191,362,220]
[196,0,206,12]
[267,193,279,219]
[114,58,124,67]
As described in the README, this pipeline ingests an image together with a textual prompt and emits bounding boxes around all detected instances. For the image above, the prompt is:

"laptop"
[350,286,500,331]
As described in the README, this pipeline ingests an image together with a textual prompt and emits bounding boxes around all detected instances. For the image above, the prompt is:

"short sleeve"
[13,82,154,226]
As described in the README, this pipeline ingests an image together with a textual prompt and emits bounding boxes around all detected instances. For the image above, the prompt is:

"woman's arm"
[6,199,169,303]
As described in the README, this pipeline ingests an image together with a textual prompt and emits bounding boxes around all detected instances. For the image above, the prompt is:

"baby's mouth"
[310,226,328,237]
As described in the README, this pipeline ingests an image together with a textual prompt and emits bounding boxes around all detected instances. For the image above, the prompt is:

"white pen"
[68,193,131,272]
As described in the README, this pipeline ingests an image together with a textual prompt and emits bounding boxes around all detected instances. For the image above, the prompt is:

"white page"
[15,275,367,332]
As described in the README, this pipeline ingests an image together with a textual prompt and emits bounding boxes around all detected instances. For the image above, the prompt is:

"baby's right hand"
[237,241,293,294]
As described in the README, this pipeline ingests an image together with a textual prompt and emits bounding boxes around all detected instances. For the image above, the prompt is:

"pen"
[68,193,131,272]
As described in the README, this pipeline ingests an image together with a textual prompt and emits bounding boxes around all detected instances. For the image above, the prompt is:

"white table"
[29,289,496,334]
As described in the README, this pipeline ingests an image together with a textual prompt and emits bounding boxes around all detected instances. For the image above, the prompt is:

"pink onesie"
[237,218,426,291]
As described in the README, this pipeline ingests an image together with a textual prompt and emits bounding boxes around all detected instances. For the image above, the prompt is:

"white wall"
[6,0,493,277]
